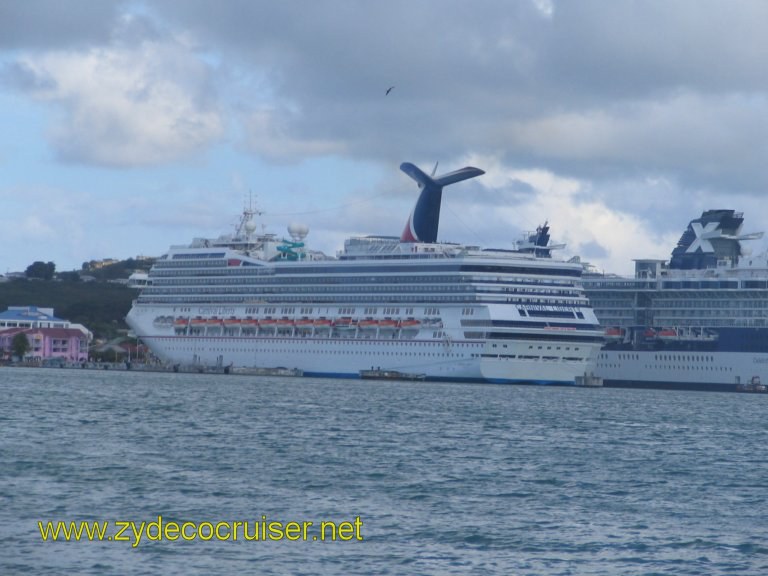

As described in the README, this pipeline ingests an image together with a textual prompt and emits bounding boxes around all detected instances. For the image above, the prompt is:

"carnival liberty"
[126,162,604,384]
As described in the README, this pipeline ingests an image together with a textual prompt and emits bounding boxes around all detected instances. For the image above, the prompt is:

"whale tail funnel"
[399,163,484,243]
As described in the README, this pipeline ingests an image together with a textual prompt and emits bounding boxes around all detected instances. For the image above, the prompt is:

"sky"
[2,0,768,276]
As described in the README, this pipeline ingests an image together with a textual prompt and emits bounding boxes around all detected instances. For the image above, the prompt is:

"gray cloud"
[2,0,768,271]
[0,0,122,49]
[135,0,768,196]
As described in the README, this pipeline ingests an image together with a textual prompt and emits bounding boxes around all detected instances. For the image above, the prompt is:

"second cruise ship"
[585,209,768,391]
[126,162,604,384]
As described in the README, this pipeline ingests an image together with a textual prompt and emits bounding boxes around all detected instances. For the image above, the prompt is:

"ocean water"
[1,367,767,575]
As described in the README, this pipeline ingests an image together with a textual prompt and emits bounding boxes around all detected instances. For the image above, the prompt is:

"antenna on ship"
[236,191,263,243]
[517,221,566,257]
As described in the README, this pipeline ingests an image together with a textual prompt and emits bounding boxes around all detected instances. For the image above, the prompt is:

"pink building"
[0,306,92,362]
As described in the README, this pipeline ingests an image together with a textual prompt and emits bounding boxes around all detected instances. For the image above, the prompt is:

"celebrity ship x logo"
[686,222,722,253]
[670,209,762,270]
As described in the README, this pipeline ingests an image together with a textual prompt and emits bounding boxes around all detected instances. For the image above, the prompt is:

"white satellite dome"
[288,222,309,241]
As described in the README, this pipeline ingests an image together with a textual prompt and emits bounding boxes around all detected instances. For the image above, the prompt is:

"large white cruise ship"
[126,162,604,384]
[585,209,768,392]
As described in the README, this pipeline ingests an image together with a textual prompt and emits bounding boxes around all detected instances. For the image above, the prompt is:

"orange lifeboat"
[658,328,678,341]
[604,327,624,340]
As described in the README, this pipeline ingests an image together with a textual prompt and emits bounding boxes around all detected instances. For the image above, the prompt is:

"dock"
[359,369,426,381]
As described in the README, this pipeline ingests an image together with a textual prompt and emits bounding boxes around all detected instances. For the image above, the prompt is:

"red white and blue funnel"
[399,162,485,243]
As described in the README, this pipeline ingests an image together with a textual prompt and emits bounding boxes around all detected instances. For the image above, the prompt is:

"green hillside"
[0,279,138,339]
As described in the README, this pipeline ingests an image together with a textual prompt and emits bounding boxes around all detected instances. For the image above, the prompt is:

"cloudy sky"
[2,0,767,275]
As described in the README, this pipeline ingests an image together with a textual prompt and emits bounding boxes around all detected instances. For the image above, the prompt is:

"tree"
[57,271,81,282]
[25,261,56,280]
[11,332,30,360]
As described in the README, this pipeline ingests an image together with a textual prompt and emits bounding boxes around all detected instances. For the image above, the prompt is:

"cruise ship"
[126,162,604,384]
[585,209,768,392]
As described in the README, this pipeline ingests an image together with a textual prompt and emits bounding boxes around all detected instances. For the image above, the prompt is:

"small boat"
[230,366,304,377]
[224,317,242,327]
[358,319,378,330]
[295,318,314,330]
[399,319,421,330]
[604,327,624,340]
[378,319,398,330]
[737,376,767,393]
[575,372,604,387]
[658,328,678,341]
[173,317,189,334]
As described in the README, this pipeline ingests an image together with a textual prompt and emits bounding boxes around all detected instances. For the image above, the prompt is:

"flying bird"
[385,86,395,95]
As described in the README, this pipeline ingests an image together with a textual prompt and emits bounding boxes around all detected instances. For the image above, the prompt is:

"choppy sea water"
[1,367,767,575]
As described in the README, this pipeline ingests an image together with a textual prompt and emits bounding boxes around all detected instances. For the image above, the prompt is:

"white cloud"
[19,214,56,239]
[531,0,555,18]
[441,155,679,275]
[14,36,223,167]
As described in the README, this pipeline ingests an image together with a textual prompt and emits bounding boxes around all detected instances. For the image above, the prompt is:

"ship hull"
[128,306,599,385]
[595,349,768,392]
